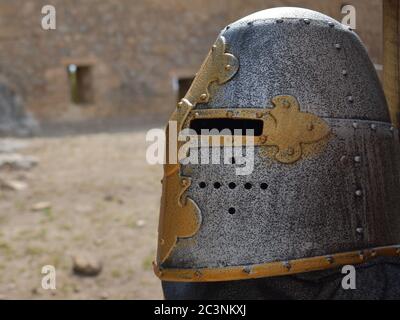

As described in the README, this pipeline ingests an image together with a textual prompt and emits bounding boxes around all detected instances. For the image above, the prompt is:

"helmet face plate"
[182,95,332,164]
[155,8,400,282]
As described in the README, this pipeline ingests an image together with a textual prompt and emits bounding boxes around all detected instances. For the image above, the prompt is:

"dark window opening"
[177,77,194,102]
[67,64,94,105]
[190,118,264,136]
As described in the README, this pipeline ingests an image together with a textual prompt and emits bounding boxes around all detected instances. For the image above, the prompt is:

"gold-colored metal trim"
[154,245,400,282]
[174,36,239,133]
[156,36,240,264]
[183,36,239,107]
[157,167,201,264]
[157,124,202,264]
[265,96,331,163]
[183,95,331,164]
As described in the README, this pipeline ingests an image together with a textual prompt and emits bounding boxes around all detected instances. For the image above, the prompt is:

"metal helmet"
[154,7,400,283]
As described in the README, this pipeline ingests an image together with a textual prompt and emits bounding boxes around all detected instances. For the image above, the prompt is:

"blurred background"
[0,0,385,299]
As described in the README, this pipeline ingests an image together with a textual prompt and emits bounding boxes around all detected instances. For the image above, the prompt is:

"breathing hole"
[260,183,269,190]
[199,182,207,189]
[214,182,222,189]
[244,183,252,190]
[228,207,236,215]
[228,182,237,189]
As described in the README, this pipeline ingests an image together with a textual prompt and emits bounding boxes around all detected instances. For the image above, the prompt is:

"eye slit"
[228,182,237,190]
[244,183,252,190]
[214,182,222,189]
[231,157,236,165]
[260,183,269,190]
[228,207,236,215]
[199,182,207,189]
[189,118,264,136]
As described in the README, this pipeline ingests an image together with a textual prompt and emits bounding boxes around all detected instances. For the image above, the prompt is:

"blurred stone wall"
[0,80,38,136]
[0,0,383,123]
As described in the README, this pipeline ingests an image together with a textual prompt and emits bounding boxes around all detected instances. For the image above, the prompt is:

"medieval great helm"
[154,7,400,282]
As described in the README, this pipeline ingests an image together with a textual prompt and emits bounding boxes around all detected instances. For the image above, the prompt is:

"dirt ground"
[0,127,165,299]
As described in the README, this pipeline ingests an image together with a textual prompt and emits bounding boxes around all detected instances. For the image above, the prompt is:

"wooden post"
[383,0,400,128]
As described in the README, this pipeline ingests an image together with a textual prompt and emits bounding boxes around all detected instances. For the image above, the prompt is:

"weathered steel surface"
[164,120,400,269]
[200,8,389,122]
[156,7,400,282]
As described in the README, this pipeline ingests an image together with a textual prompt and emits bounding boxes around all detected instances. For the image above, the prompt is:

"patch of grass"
[126,268,135,277]
[32,229,47,241]
[46,254,63,269]
[59,282,75,295]
[0,241,13,256]
[17,228,47,241]
[111,269,122,278]
[18,266,27,273]
[14,200,27,211]
[25,246,45,256]
[59,223,72,231]
[95,202,106,212]
[17,229,33,239]
[72,234,86,242]
[42,208,54,221]
[142,252,155,270]
[126,218,138,229]
[0,215,7,224]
